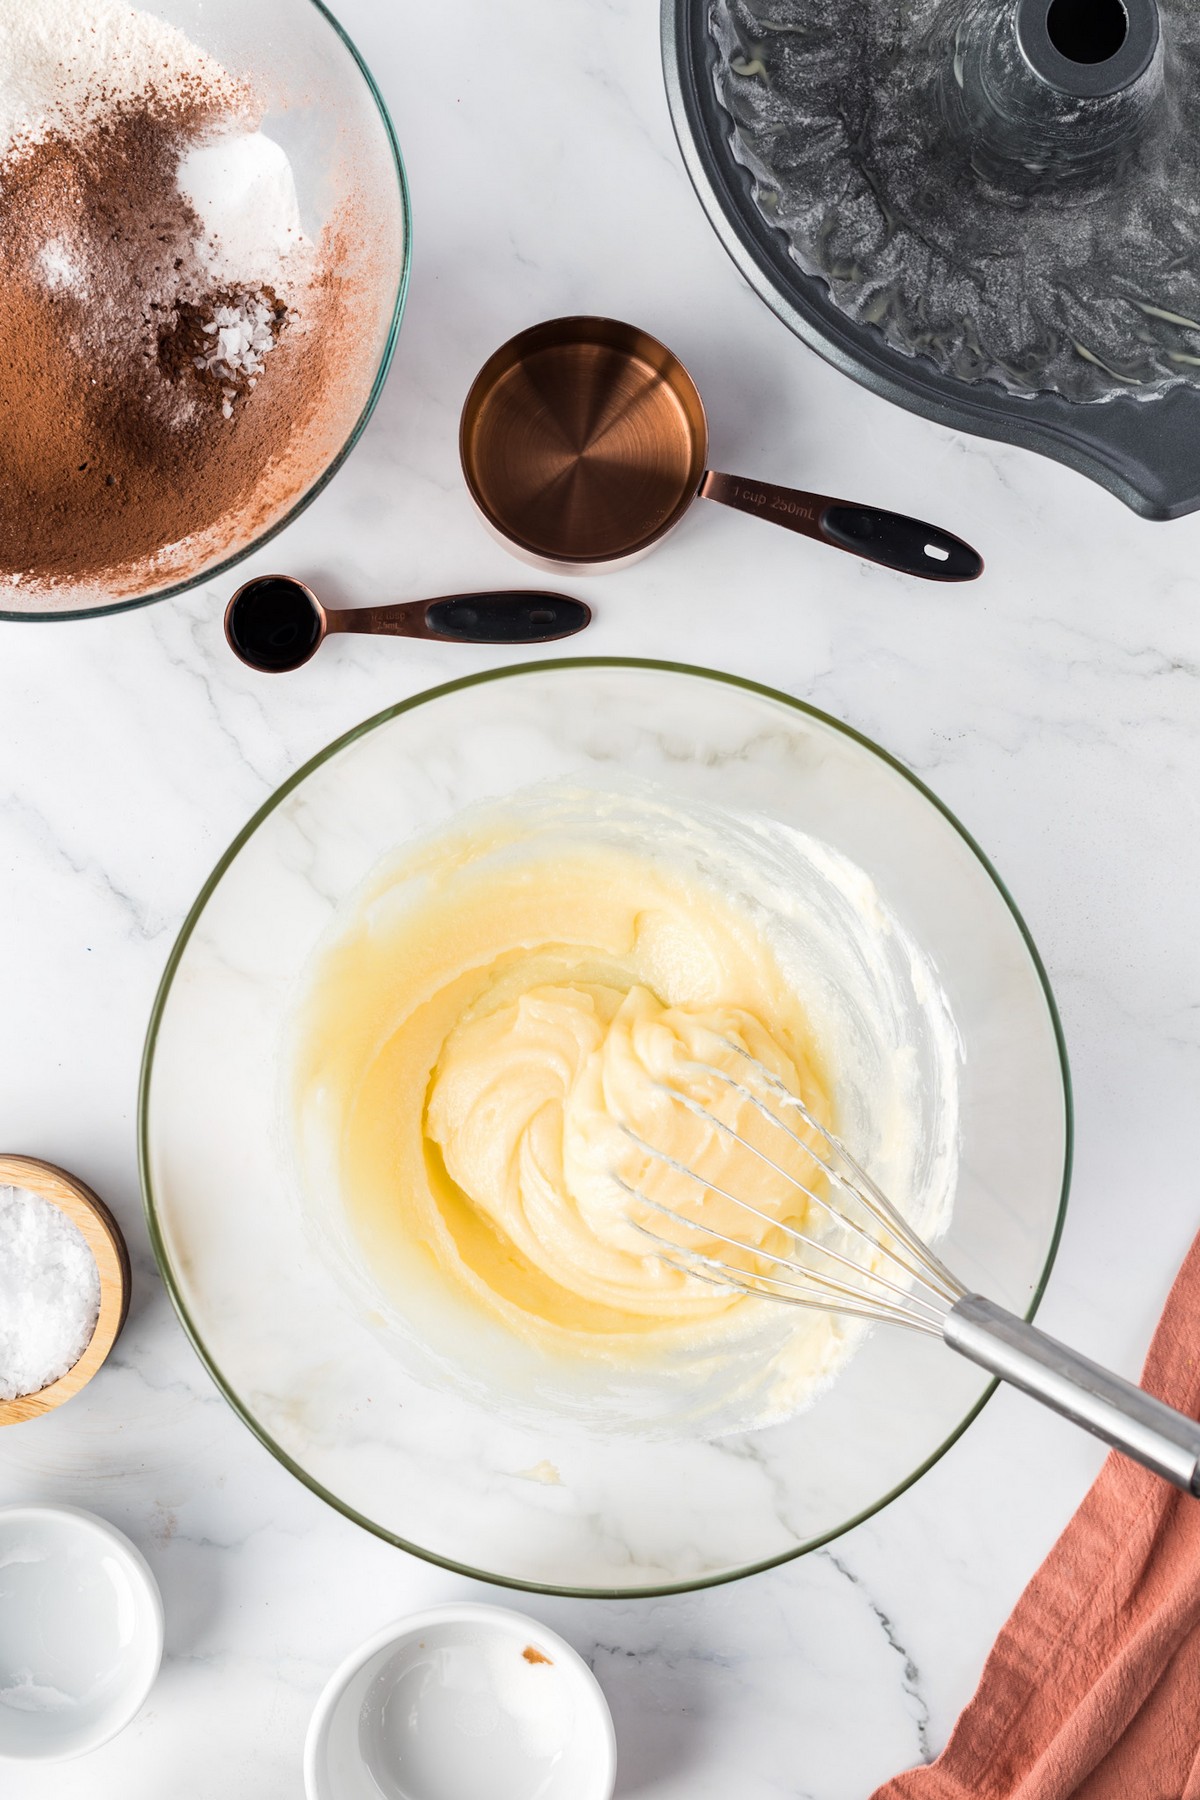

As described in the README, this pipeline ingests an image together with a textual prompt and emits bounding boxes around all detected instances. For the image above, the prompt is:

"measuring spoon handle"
[699,472,983,582]
[326,592,591,644]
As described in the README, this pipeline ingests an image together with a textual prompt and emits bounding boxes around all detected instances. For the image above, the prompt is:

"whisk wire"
[653,1070,956,1314]
[610,1035,970,1334]
[705,1036,964,1301]
[614,1136,949,1328]
[627,1219,943,1334]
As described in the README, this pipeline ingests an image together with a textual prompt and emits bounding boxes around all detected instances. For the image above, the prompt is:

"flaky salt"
[0,1186,100,1399]
[191,295,285,408]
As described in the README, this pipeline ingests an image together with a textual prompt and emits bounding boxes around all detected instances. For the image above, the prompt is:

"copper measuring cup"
[460,317,983,580]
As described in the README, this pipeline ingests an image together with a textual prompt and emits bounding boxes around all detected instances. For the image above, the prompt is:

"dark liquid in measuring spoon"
[228,577,322,671]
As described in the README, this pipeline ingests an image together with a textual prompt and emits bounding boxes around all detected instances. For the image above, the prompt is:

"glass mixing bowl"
[0,0,409,622]
[140,662,1071,1597]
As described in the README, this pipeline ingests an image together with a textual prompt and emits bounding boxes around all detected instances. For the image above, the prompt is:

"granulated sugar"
[178,130,310,289]
[0,1187,101,1400]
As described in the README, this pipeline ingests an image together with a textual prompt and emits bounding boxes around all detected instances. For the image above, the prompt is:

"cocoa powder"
[0,100,347,596]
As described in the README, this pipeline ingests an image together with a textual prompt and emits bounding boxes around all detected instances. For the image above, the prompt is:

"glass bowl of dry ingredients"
[0,0,409,620]
[141,660,1071,1597]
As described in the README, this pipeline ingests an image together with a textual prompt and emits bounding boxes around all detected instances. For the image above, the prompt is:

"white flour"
[0,0,248,164]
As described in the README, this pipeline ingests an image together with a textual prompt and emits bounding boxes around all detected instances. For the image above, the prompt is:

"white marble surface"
[2,0,1200,1793]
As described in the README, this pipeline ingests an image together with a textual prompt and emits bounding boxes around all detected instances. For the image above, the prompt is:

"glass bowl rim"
[0,0,412,625]
[138,656,1074,1598]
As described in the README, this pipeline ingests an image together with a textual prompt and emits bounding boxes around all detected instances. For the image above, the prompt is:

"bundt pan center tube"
[663,0,1200,518]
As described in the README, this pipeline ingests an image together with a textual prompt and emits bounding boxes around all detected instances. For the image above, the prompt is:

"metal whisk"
[615,1036,1200,1495]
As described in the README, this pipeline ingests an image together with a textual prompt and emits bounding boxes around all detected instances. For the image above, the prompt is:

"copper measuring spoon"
[224,575,591,673]
[461,317,983,580]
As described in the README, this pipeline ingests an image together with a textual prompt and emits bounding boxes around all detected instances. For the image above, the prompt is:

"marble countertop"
[4,0,1200,1793]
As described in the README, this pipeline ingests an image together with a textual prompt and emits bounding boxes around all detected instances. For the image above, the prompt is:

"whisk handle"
[945,1294,1200,1495]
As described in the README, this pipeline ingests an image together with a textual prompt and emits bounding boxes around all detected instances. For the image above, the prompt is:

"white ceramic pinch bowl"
[0,1504,163,1763]
[305,1602,617,1800]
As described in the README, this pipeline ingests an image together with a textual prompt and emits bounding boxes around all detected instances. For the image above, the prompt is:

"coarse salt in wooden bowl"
[0,1154,130,1426]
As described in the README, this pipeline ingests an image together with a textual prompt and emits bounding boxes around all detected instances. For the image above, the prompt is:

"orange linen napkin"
[872,1230,1200,1800]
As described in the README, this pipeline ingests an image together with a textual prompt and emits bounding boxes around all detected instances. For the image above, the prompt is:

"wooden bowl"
[0,1155,131,1426]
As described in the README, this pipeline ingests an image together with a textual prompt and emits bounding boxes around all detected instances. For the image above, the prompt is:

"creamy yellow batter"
[291,810,837,1374]
[286,792,964,1432]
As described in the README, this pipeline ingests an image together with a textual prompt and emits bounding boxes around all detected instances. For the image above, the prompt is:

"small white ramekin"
[305,1602,617,1800]
[0,1503,163,1762]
